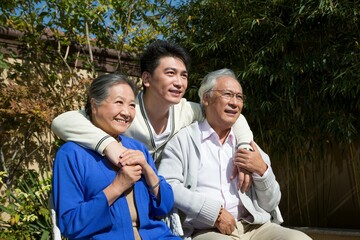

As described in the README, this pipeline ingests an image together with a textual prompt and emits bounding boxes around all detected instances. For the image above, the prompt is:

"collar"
[199,119,236,146]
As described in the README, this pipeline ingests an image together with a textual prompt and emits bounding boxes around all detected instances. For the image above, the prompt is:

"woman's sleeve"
[52,147,113,238]
[51,110,116,155]
[141,147,175,216]
[148,176,175,216]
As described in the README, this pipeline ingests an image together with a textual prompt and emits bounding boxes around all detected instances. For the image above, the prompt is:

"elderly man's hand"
[230,166,252,193]
[233,141,268,176]
[214,208,236,235]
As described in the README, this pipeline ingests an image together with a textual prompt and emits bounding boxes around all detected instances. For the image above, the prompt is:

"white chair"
[48,194,62,240]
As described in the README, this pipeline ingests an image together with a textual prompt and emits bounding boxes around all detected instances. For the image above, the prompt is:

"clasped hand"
[113,149,148,192]
[231,141,268,192]
[233,141,267,177]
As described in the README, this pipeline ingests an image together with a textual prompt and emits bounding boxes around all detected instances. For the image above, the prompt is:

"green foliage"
[0,52,8,71]
[0,0,359,232]
[170,0,360,147]
[0,1,171,238]
[169,0,360,228]
[0,170,52,240]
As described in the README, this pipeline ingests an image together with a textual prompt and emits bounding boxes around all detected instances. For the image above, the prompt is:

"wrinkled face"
[91,83,136,137]
[203,76,243,133]
[142,56,188,105]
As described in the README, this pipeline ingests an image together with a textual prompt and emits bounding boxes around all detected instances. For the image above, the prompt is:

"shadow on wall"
[272,140,360,230]
[295,227,360,240]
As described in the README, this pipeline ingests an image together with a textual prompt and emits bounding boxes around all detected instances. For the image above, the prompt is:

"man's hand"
[233,141,268,176]
[214,208,236,235]
[230,166,252,193]
[103,141,127,167]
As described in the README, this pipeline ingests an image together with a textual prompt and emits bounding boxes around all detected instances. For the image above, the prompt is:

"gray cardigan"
[158,122,283,237]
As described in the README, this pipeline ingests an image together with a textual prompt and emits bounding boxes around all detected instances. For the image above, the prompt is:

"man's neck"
[142,92,171,135]
[211,125,231,145]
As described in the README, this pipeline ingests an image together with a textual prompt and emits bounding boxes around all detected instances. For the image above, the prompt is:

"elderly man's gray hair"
[198,68,238,113]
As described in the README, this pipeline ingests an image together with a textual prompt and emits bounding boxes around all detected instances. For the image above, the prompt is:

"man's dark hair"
[140,40,191,75]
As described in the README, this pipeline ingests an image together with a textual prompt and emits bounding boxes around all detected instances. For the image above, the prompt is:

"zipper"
[137,93,176,162]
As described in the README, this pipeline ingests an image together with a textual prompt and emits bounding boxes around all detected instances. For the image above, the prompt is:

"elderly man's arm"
[233,142,281,212]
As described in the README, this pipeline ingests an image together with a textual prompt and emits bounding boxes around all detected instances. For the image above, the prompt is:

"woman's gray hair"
[198,68,237,112]
[85,73,137,117]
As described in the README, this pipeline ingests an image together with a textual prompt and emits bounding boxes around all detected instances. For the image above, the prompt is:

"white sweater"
[51,91,254,166]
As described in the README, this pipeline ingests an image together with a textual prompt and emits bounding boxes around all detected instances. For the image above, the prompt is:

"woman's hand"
[104,164,142,205]
[119,149,148,168]
[114,164,143,191]
[118,149,160,197]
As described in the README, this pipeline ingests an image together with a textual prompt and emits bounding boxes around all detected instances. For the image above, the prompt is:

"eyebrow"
[164,67,188,74]
[114,95,135,102]
[223,89,243,94]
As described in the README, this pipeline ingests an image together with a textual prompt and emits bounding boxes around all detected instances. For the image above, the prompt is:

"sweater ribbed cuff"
[95,135,117,155]
[253,167,276,191]
[197,199,222,226]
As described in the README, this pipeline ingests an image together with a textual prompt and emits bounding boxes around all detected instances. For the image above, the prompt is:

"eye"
[166,70,175,76]
[115,100,124,104]
[223,91,233,98]
[129,103,136,109]
[236,94,244,101]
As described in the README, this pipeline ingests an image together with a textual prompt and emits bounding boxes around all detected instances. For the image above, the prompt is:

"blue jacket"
[52,135,179,240]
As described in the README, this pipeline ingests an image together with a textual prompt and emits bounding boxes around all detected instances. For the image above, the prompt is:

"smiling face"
[142,56,188,106]
[203,76,243,136]
[91,83,136,138]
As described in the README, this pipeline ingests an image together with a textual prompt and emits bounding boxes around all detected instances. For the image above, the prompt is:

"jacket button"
[186,185,191,189]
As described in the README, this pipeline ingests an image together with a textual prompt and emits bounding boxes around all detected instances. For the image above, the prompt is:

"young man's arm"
[51,110,126,166]
[232,114,254,148]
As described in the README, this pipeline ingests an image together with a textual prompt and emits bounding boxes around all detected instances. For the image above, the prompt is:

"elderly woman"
[52,73,179,240]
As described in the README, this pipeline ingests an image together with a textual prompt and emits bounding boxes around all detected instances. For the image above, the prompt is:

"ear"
[142,71,151,88]
[202,93,210,107]
[90,98,96,113]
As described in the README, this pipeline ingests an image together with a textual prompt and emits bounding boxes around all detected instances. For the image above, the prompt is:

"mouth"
[169,89,182,95]
[225,109,238,114]
[224,109,238,115]
[114,118,129,124]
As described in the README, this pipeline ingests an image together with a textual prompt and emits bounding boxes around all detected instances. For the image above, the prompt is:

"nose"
[231,95,243,103]
[120,106,130,118]
[174,74,185,87]
[228,95,238,103]
[228,96,242,108]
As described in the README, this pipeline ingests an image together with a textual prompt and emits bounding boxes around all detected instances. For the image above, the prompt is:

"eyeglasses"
[208,90,245,102]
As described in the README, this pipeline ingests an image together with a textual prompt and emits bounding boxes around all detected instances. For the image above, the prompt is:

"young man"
[51,40,254,191]
[158,68,312,240]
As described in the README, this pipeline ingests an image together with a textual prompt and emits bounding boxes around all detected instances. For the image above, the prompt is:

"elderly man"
[158,68,311,240]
